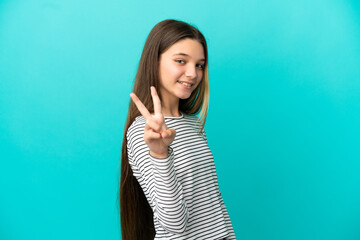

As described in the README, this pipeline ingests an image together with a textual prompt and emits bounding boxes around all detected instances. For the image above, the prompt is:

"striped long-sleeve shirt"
[126,111,236,239]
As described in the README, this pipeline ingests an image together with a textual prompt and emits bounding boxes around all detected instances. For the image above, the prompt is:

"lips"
[177,81,193,87]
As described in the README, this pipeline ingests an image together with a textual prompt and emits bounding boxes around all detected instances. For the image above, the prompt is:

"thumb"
[168,128,176,138]
[161,128,176,139]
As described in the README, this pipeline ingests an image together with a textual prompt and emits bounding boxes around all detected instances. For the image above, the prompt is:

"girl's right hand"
[130,86,176,159]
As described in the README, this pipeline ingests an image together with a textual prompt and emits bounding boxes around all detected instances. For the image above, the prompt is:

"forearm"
[150,147,189,233]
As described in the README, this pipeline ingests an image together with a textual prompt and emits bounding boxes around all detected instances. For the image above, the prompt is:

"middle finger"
[150,86,162,116]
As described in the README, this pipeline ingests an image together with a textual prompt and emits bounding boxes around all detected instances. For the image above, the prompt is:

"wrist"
[150,150,168,159]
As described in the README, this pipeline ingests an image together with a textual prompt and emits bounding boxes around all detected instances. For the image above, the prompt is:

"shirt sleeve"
[126,120,189,234]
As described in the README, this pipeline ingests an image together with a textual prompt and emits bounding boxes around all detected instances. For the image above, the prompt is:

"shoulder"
[182,112,202,126]
[126,115,146,141]
[188,113,208,138]
[182,113,207,139]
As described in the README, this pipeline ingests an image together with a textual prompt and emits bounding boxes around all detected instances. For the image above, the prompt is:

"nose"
[185,65,197,79]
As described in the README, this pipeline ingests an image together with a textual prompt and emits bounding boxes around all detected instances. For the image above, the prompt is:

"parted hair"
[119,19,209,240]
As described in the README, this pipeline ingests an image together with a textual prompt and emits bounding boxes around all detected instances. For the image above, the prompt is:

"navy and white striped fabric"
[126,112,236,239]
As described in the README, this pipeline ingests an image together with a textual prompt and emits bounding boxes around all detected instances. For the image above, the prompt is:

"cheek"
[161,64,181,81]
[193,78,203,89]
[193,72,204,88]
[199,71,204,80]
[197,71,204,83]
[167,65,183,78]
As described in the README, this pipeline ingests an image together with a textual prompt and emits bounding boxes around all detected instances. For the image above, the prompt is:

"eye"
[175,59,185,64]
[196,64,205,69]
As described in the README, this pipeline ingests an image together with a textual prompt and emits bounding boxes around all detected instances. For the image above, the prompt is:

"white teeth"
[178,81,192,87]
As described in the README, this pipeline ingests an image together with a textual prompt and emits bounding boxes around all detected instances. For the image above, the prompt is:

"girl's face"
[158,38,205,102]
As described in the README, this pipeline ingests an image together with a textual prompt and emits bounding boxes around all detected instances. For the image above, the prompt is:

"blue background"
[1,0,360,239]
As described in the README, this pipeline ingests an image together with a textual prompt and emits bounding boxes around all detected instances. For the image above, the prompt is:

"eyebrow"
[173,53,205,62]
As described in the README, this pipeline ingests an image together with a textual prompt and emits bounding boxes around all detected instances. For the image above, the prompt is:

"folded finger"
[145,130,161,140]
[161,128,176,138]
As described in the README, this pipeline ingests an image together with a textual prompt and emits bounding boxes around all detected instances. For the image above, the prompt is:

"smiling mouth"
[177,81,193,88]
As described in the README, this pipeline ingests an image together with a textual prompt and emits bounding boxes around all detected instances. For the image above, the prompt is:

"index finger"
[130,92,151,120]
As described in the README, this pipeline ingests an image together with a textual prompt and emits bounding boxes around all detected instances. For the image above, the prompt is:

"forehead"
[162,38,205,60]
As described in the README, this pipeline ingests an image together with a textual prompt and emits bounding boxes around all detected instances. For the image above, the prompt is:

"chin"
[177,92,193,100]
[179,96,190,100]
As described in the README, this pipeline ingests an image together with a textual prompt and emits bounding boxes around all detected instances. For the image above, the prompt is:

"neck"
[162,102,181,117]
[161,94,181,117]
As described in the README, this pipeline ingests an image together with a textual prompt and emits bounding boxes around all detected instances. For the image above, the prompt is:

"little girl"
[120,19,236,240]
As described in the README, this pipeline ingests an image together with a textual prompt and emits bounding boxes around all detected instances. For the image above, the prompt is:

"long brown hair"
[119,19,209,240]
